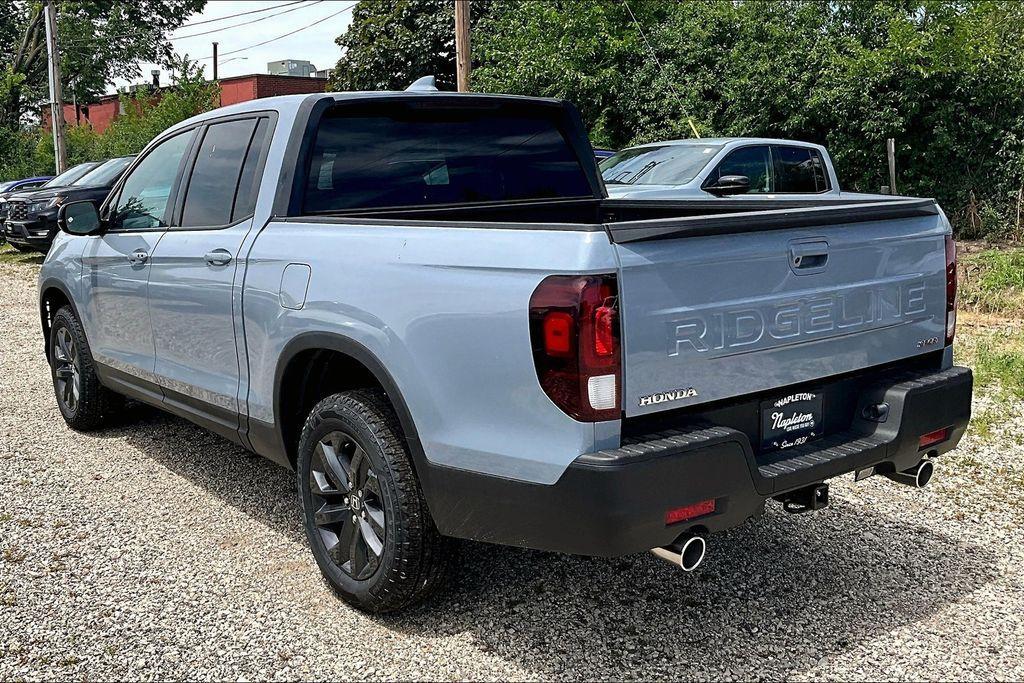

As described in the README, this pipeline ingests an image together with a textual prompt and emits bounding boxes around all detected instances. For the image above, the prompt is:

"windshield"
[600,144,722,186]
[0,181,16,192]
[74,156,134,187]
[44,162,98,188]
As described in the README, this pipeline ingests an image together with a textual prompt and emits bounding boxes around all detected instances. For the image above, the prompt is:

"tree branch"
[14,8,44,71]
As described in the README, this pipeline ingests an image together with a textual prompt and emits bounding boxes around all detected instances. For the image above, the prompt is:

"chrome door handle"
[204,249,232,267]
[128,249,149,264]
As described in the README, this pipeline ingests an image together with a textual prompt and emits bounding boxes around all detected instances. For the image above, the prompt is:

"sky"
[110,0,355,93]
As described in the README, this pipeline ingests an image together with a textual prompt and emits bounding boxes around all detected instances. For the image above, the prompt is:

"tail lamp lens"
[945,235,957,345]
[529,274,621,421]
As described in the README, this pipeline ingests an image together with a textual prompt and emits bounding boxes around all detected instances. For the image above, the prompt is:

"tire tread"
[298,389,448,612]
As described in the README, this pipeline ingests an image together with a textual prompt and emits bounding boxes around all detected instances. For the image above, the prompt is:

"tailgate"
[613,203,949,416]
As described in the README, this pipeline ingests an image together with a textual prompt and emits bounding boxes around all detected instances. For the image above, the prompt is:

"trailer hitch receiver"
[777,483,829,514]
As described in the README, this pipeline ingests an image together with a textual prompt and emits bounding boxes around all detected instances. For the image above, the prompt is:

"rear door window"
[180,118,259,227]
[303,105,592,212]
[705,145,773,193]
[230,117,271,222]
[773,145,829,193]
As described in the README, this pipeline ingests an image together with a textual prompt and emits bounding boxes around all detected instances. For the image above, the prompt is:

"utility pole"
[454,1,470,92]
[43,0,67,174]
[886,138,897,196]
[212,41,219,80]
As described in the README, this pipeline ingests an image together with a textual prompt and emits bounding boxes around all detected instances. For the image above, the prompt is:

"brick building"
[57,74,329,134]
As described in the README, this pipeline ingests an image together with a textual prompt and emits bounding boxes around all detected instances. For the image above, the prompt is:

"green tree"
[30,55,218,168]
[474,0,1024,238]
[3,55,216,180]
[330,0,491,92]
[1,0,206,131]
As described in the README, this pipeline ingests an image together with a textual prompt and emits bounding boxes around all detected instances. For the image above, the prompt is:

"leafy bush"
[2,57,217,180]
[474,1,1024,240]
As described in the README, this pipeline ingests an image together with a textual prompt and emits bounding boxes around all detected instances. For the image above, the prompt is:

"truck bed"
[292,194,948,419]
[302,195,935,233]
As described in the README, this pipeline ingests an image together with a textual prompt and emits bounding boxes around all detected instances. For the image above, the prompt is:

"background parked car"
[1,164,98,250]
[4,156,135,253]
[0,176,53,194]
[600,138,890,201]
[593,148,616,162]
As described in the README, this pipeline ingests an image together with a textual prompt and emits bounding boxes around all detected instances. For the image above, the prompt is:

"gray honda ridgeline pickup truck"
[39,86,972,613]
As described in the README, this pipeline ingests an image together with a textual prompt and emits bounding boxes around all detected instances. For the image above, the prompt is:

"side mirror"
[58,201,103,236]
[705,174,751,196]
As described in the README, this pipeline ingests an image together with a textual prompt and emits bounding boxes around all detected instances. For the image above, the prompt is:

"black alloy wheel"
[52,326,81,414]
[309,430,387,580]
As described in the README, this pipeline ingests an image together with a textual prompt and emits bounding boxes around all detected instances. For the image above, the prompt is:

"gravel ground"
[2,257,1023,681]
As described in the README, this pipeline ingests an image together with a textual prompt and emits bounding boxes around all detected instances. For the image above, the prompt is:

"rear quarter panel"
[242,221,620,485]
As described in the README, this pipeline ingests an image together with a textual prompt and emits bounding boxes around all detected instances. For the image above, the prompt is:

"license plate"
[761,391,823,451]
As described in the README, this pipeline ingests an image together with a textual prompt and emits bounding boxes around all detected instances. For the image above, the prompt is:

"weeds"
[959,246,1024,317]
[0,243,44,265]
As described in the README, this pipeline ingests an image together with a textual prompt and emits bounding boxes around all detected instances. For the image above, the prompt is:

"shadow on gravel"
[91,406,998,680]
[391,511,998,680]
[92,403,305,544]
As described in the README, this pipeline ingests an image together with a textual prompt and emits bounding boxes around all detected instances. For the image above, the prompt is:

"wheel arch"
[268,332,428,477]
[38,278,83,363]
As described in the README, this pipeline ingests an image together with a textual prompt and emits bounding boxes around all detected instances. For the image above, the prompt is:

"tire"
[49,305,124,431]
[297,389,449,613]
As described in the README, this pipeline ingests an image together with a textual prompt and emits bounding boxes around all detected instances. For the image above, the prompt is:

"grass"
[0,242,45,265]
[958,245,1024,316]
[956,320,1024,397]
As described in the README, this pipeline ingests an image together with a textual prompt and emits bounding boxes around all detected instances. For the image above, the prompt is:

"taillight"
[529,274,621,421]
[945,235,957,345]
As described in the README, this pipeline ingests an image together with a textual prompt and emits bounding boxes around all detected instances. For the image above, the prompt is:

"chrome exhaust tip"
[883,459,935,489]
[650,534,706,572]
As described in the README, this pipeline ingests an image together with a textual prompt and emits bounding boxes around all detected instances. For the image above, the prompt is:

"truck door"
[146,116,271,441]
[80,129,196,396]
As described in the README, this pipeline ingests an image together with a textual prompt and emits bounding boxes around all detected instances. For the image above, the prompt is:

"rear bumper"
[426,366,973,556]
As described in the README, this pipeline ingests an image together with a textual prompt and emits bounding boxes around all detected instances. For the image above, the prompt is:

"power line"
[62,1,322,46]
[196,2,356,61]
[621,0,700,138]
[174,1,323,40]
[176,0,307,29]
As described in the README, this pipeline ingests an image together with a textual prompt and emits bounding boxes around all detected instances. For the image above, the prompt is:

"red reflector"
[593,305,616,356]
[665,499,716,525]
[919,427,950,450]
[543,312,573,356]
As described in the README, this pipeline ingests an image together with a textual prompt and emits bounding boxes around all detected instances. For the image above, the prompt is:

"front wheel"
[49,306,123,430]
[297,389,449,613]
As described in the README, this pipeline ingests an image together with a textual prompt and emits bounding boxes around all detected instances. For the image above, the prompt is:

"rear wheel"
[49,306,123,430]
[297,389,449,613]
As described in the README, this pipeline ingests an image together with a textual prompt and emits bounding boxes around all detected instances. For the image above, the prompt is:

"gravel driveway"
[2,257,1023,681]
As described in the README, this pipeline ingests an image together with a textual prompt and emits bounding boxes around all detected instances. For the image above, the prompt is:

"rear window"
[303,105,592,212]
